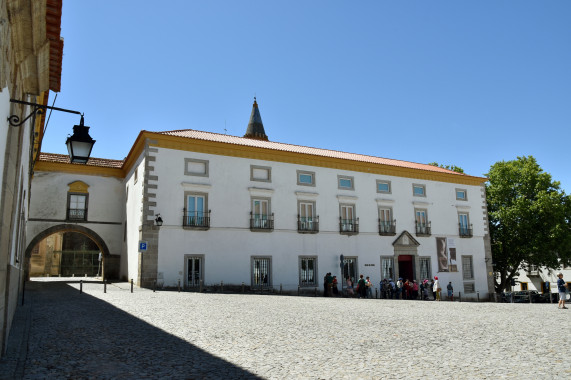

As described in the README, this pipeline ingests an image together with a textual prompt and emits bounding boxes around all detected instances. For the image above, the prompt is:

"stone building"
[0,0,64,355]
[28,99,495,300]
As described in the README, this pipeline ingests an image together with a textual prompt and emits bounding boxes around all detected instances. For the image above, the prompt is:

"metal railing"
[415,221,431,236]
[297,215,319,233]
[250,212,274,231]
[378,219,396,235]
[182,209,211,229]
[67,208,87,221]
[339,217,359,234]
[458,223,473,237]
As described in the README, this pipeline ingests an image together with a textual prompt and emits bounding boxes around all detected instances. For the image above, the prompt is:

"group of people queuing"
[332,275,455,301]
[378,276,453,301]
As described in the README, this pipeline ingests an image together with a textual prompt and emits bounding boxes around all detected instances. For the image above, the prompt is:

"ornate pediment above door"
[392,231,420,247]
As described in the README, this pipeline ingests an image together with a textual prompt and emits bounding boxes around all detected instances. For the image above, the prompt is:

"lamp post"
[7,99,95,163]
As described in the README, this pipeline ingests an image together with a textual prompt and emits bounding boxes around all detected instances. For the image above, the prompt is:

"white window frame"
[252,197,271,228]
[458,212,470,235]
[299,201,316,230]
[340,204,356,232]
[456,188,467,201]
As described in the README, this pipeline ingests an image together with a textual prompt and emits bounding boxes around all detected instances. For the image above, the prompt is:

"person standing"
[430,278,436,300]
[358,275,367,299]
[447,281,454,301]
[366,276,373,298]
[332,276,339,296]
[434,276,441,301]
[346,277,354,297]
[557,272,568,309]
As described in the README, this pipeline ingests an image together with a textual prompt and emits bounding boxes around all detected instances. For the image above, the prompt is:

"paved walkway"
[1,278,570,379]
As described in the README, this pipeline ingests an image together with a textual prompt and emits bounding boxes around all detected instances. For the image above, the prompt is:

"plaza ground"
[1,278,570,379]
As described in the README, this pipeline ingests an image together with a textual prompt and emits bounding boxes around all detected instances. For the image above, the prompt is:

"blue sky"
[41,1,571,193]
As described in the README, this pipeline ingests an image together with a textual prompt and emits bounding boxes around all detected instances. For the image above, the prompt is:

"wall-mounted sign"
[138,241,148,252]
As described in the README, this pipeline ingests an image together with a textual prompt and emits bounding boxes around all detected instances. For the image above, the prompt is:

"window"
[67,193,88,221]
[251,198,273,230]
[378,207,395,235]
[297,170,315,186]
[413,184,426,197]
[458,213,472,237]
[456,189,467,201]
[298,201,318,232]
[184,192,209,228]
[419,257,432,281]
[185,158,209,177]
[380,257,394,280]
[415,209,430,235]
[252,257,271,288]
[520,282,528,291]
[338,175,354,190]
[340,204,358,233]
[299,256,317,286]
[462,256,474,280]
[376,180,391,193]
[134,168,138,183]
[463,283,476,293]
[251,165,271,182]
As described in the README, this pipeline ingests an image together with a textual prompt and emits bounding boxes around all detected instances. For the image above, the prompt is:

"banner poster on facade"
[447,237,457,272]
[436,237,449,272]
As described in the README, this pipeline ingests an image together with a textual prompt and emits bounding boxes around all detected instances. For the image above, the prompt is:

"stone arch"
[25,224,110,260]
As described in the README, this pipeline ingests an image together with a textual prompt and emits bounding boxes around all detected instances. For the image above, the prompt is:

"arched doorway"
[25,224,113,279]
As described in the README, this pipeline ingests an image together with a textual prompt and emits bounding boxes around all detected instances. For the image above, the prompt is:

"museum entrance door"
[398,255,415,281]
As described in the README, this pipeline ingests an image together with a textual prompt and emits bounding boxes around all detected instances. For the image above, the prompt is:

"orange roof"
[38,153,123,169]
[157,129,471,177]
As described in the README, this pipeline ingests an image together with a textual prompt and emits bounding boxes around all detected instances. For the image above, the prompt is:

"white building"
[28,99,494,299]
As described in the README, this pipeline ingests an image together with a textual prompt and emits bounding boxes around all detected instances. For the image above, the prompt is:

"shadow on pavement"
[1,281,261,379]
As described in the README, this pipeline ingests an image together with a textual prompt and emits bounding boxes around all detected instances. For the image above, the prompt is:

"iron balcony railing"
[250,212,274,231]
[415,220,431,236]
[459,223,473,238]
[339,217,359,234]
[183,209,211,229]
[378,219,396,236]
[297,215,319,233]
[67,208,87,221]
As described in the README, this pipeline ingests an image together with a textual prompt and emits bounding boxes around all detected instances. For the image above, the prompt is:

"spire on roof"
[244,97,268,141]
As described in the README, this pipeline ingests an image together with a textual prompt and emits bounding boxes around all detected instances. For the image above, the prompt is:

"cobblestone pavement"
[1,279,570,379]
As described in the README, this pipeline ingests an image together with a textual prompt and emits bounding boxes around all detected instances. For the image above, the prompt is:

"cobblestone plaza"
[1,279,569,379]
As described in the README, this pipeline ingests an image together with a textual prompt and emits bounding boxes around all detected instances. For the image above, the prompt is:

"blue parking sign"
[138,241,148,252]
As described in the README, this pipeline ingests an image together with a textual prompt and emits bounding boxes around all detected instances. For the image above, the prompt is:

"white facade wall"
[0,88,9,191]
[27,171,124,256]
[124,157,145,282]
[152,147,489,297]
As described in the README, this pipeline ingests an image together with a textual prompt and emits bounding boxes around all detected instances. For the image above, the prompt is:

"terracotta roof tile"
[157,129,472,177]
[38,153,123,168]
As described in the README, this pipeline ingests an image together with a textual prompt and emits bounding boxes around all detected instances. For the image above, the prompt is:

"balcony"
[378,219,396,236]
[415,221,431,236]
[183,209,211,230]
[459,223,473,238]
[339,217,359,235]
[67,208,87,222]
[250,212,274,232]
[297,215,319,234]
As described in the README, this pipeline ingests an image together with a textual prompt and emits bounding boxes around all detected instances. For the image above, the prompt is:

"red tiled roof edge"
[38,153,124,168]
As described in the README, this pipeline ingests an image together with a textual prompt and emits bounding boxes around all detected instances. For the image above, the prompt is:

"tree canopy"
[486,156,571,292]
[427,162,464,174]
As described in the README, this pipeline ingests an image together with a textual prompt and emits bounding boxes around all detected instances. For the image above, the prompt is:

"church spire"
[244,97,268,141]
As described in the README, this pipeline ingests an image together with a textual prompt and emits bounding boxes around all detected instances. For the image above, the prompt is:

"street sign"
[138,241,148,252]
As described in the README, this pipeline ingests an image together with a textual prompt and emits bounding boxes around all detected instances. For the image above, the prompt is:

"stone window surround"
[184,158,209,177]
[299,256,318,287]
[250,165,272,182]
[297,170,316,187]
[456,188,468,201]
[376,179,392,194]
[412,183,426,197]
[337,175,355,190]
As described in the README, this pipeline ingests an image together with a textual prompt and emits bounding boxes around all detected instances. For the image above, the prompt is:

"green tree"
[428,162,464,174]
[486,156,571,292]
